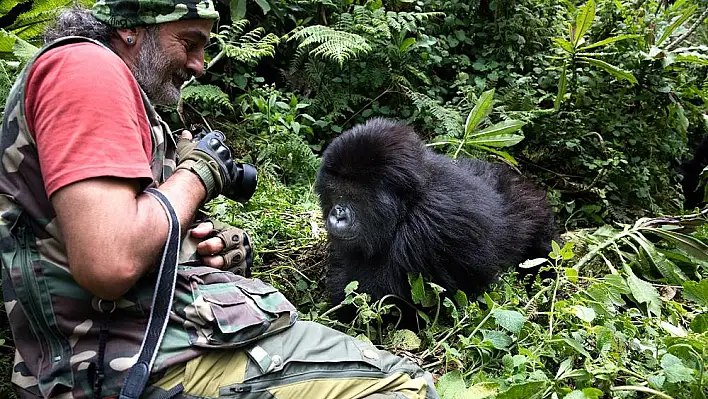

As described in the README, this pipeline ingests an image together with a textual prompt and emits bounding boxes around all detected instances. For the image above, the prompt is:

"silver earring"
[126,36,134,45]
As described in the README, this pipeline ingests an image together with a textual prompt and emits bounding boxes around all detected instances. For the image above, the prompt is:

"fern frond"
[386,11,444,34]
[6,0,78,41]
[214,20,280,65]
[181,84,233,111]
[403,88,463,137]
[291,25,372,68]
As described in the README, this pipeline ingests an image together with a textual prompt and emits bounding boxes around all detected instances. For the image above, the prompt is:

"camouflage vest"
[0,37,297,398]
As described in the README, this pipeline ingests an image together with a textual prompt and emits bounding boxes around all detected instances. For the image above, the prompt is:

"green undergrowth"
[204,171,708,399]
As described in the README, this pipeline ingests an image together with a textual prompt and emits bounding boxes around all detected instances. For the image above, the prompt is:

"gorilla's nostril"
[334,205,348,220]
[328,205,353,233]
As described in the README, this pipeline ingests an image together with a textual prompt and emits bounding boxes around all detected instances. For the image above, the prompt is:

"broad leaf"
[436,371,467,399]
[471,119,526,146]
[400,37,417,53]
[577,56,637,84]
[495,381,547,399]
[578,34,641,51]
[464,89,495,135]
[640,227,708,261]
[656,5,697,47]
[0,0,21,14]
[682,279,708,306]
[230,0,247,20]
[626,269,662,316]
[254,0,271,14]
[674,52,708,66]
[573,0,596,47]
[481,330,513,350]
[493,309,526,334]
[629,232,689,285]
[555,63,568,111]
[553,37,575,53]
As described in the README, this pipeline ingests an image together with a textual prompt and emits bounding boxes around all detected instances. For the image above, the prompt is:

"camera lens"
[233,163,258,202]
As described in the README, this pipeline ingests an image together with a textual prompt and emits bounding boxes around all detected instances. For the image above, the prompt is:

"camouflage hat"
[92,0,220,29]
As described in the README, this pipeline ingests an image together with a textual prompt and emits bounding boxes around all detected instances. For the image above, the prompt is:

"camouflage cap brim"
[92,0,219,29]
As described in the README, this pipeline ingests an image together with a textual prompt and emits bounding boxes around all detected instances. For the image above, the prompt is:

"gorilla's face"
[318,177,405,258]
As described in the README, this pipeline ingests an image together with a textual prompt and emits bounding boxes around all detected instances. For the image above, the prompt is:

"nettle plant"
[552,0,640,110]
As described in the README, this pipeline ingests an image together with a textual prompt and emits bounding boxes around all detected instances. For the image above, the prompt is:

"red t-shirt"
[25,42,154,198]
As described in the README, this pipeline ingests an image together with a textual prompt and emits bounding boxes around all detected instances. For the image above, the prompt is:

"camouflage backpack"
[0,36,297,399]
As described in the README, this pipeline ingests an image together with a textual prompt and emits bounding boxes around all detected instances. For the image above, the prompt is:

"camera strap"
[118,187,181,399]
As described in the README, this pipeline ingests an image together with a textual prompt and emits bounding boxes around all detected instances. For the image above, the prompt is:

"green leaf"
[577,56,637,84]
[554,63,568,111]
[626,270,662,316]
[577,34,641,51]
[230,0,247,20]
[571,305,596,323]
[464,89,495,135]
[573,0,596,47]
[629,232,689,285]
[465,382,499,399]
[254,0,271,14]
[454,290,468,308]
[468,120,526,147]
[481,330,513,350]
[436,371,467,399]
[564,389,604,399]
[391,329,422,351]
[682,279,708,306]
[690,313,708,333]
[553,37,575,53]
[493,309,526,334]
[0,0,21,14]
[640,227,708,260]
[400,37,417,53]
[674,52,708,66]
[558,337,592,358]
[656,5,697,47]
[661,354,696,383]
[408,273,438,307]
[495,381,547,399]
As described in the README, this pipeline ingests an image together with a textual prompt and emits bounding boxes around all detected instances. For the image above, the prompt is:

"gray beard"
[131,31,189,105]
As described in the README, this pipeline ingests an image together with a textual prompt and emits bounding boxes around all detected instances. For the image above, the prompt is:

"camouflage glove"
[210,219,253,277]
[179,217,254,276]
[176,131,238,202]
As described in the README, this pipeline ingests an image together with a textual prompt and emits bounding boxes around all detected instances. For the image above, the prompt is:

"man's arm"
[51,166,207,300]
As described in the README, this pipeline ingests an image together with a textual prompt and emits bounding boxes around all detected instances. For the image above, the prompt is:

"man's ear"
[116,28,142,47]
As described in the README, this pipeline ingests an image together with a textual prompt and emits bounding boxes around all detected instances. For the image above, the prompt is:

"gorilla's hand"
[175,130,243,203]
[180,218,254,276]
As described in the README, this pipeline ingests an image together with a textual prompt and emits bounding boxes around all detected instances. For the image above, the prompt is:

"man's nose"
[186,52,205,78]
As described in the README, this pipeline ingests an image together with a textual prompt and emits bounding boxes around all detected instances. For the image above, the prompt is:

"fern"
[212,20,280,66]
[181,84,233,111]
[404,88,463,137]
[291,26,372,68]
[5,0,93,41]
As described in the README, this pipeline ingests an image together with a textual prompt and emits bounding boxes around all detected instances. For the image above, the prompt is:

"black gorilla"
[314,118,558,324]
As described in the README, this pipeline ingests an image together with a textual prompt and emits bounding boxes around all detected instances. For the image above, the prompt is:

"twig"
[610,385,675,399]
[666,7,708,51]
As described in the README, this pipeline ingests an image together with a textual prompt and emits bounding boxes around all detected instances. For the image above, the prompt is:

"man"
[0,1,440,398]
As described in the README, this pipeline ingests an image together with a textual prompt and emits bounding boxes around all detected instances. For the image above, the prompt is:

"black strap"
[119,188,181,399]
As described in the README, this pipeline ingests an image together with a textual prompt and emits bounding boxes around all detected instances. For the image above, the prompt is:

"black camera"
[183,125,258,203]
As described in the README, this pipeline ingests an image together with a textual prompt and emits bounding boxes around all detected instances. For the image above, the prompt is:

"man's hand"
[184,220,253,276]
[175,129,256,203]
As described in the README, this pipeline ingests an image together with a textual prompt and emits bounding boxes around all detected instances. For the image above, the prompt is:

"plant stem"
[610,386,675,399]
[549,263,561,336]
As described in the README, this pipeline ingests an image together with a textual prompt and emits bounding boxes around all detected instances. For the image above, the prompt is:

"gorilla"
[314,117,558,324]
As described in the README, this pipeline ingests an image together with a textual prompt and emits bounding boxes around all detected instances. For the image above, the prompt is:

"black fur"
[314,118,558,323]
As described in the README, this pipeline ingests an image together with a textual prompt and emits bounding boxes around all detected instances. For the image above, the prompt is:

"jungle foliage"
[1,0,708,398]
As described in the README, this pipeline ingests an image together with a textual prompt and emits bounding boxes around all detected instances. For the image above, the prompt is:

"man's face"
[131,19,213,105]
